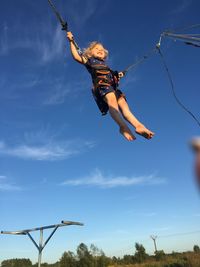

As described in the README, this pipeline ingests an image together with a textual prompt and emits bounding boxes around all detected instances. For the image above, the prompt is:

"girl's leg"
[104,92,135,141]
[118,96,154,139]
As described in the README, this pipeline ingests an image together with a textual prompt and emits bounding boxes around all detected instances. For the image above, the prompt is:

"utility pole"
[150,235,158,253]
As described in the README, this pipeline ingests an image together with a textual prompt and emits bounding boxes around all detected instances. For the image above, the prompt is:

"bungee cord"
[48,0,82,54]
[161,31,200,48]
[158,23,200,48]
[121,47,158,75]
[48,0,68,31]
[185,42,200,48]
[167,23,200,34]
[156,46,200,128]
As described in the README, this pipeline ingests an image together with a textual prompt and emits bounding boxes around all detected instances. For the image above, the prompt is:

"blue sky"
[0,0,200,264]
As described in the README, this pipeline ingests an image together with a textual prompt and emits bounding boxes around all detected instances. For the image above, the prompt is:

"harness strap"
[87,58,119,90]
[97,81,111,87]
[96,70,110,75]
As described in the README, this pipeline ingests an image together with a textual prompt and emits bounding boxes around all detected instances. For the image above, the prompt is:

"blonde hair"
[83,41,108,60]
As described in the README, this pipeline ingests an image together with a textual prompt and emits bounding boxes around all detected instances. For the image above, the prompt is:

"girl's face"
[91,44,106,60]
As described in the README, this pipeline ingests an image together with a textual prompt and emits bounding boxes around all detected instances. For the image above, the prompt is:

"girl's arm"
[67,32,87,64]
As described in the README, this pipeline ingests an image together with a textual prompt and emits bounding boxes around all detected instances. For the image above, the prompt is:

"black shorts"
[92,86,126,115]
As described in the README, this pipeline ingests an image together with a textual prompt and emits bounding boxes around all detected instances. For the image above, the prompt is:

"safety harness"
[85,58,119,90]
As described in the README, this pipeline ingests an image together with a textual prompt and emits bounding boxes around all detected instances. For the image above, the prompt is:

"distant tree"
[90,244,101,257]
[77,243,93,267]
[111,256,118,264]
[122,254,134,264]
[193,244,200,253]
[90,244,109,267]
[111,256,121,265]
[32,261,60,267]
[134,242,148,263]
[59,251,77,267]
[1,258,32,267]
[171,251,180,257]
[48,263,60,267]
[155,250,165,261]
[90,244,100,267]
[96,254,110,267]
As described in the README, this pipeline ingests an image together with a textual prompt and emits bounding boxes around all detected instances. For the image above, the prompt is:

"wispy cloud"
[0,23,9,55]
[0,20,65,64]
[35,25,65,63]
[0,176,22,191]
[61,169,166,188]
[66,0,106,29]
[43,81,70,105]
[43,77,88,105]
[171,0,192,14]
[0,139,95,161]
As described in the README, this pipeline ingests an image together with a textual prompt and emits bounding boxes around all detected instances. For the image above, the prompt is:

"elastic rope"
[157,47,200,128]
[163,32,200,44]
[48,0,82,54]
[185,41,200,48]
[169,23,200,34]
[122,47,157,75]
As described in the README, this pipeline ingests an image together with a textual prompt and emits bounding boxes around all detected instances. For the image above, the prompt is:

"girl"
[67,31,154,141]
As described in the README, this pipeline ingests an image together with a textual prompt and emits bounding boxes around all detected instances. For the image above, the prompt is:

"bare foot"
[135,125,154,139]
[120,126,136,141]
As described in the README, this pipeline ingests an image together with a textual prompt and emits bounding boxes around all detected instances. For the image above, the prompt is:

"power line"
[157,230,200,239]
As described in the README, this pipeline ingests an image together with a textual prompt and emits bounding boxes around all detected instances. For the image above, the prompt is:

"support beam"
[1,220,84,267]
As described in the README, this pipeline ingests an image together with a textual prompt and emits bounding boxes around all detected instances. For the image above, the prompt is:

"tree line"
[1,242,200,267]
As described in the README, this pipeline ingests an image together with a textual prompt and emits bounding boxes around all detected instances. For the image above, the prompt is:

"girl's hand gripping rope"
[67,31,74,42]
[67,31,86,64]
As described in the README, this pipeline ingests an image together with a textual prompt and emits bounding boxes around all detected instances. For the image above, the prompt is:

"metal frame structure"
[1,220,84,267]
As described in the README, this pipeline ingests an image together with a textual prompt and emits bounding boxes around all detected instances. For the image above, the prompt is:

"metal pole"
[26,225,63,267]
[38,229,43,267]
[42,226,59,249]
[27,232,40,250]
